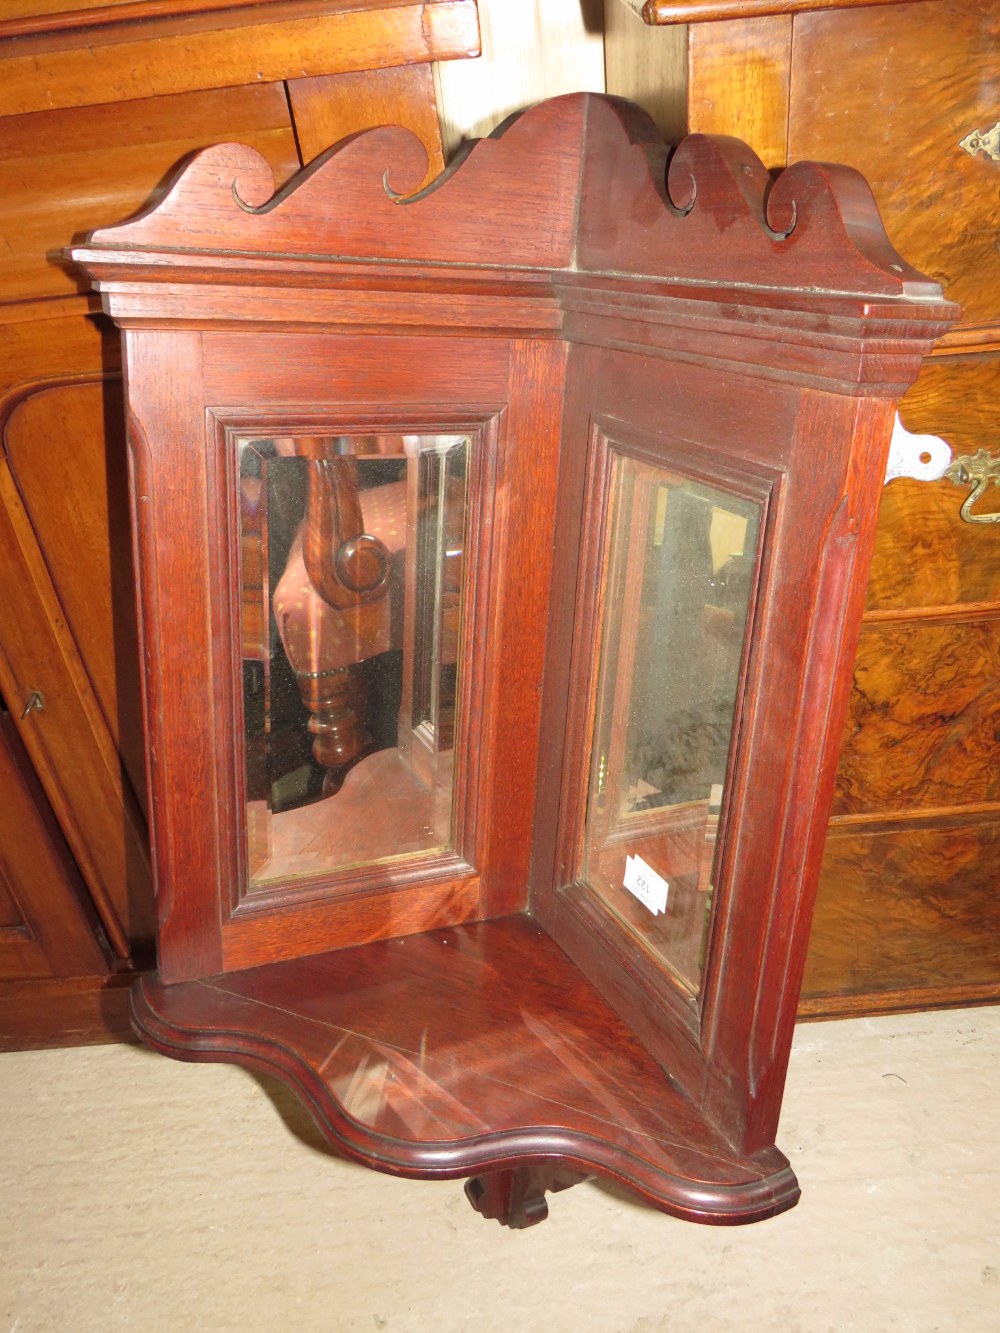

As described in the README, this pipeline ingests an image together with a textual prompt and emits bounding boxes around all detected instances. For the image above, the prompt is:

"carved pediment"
[81,93,949,304]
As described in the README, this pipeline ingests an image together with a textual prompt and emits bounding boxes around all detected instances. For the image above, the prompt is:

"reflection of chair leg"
[295,665,371,795]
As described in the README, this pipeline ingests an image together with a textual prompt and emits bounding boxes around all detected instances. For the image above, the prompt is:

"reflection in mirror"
[582,455,761,995]
[239,433,470,888]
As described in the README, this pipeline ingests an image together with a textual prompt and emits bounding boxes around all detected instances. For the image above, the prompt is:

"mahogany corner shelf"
[134,916,798,1227]
[73,93,955,1229]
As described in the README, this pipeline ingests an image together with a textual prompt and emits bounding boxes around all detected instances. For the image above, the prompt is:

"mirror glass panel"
[238,433,470,889]
[581,454,761,995]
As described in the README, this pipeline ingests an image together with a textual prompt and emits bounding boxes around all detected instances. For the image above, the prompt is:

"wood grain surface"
[4,382,147,810]
[135,914,801,1225]
[0,0,480,118]
[834,620,1000,816]
[0,712,107,984]
[0,458,155,955]
[788,0,1000,332]
[804,820,1000,1004]
[687,16,791,167]
[618,0,918,20]
[287,63,445,181]
[0,83,302,303]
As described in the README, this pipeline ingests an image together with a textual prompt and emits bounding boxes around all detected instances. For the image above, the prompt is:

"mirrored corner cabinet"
[72,94,956,1230]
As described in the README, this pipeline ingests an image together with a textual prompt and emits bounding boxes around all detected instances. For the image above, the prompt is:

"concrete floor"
[1,1007,998,1332]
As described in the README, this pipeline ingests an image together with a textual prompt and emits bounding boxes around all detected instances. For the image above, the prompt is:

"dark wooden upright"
[73,94,955,1228]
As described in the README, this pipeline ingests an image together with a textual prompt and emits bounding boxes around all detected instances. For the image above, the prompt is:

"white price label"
[623,853,668,916]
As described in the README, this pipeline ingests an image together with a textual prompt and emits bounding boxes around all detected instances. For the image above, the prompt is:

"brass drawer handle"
[959,123,1000,161]
[944,450,1000,524]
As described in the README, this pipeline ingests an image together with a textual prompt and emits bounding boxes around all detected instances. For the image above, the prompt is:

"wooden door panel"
[0,460,154,956]
[0,712,106,982]
[5,380,147,809]
[833,620,1000,816]
[788,0,1000,330]
[803,820,1000,1011]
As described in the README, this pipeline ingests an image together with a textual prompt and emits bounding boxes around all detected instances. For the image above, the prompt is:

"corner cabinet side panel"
[530,342,801,1116]
[530,342,885,1153]
[123,328,225,983]
[474,336,569,921]
[720,390,899,1151]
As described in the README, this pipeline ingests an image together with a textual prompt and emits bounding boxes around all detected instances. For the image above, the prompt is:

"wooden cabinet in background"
[0,0,480,1050]
[606,0,1000,1017]
[0,709,108,986]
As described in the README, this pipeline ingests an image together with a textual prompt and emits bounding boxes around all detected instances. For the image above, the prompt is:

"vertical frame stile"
[476,338,568,921]
[454,408,503,886]
[124,329,225,984]
[591,460,655,844]
[554,419,617,894]
[208,410,246,920]
[714,392,898,1155]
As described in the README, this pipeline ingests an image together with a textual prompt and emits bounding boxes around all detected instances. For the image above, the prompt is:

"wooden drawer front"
[0,1,479,119]
[833,620,1000,817]
[802,820,1000,1011]
[789,0,1000,331]
[869,356,1000,611]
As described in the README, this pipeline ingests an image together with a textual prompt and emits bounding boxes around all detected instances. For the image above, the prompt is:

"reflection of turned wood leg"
[464,1166,589,1229]
[296,666,371,795]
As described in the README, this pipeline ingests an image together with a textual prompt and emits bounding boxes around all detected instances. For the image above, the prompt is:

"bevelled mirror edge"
[539,417,779,1017]
[219,416,488,905]
[210,401,531,965]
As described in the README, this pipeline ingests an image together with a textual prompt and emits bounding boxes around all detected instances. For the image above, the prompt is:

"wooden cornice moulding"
[0,0,480,117]
[0,0,466,42]
[616,0,920,24]
[73,92,956,1230]
[77,96,955,392]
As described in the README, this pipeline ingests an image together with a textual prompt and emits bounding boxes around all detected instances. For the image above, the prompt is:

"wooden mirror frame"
[73,94,955,1229]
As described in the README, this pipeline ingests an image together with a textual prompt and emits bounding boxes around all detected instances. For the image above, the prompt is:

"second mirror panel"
[581,454,761,996]
[239,433,470,891]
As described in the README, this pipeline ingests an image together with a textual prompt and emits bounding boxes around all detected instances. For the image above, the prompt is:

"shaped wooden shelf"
[134,916,797,1227]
